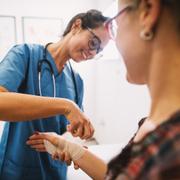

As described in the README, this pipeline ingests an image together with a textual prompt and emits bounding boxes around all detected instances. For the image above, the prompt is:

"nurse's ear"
[70,19,82,35]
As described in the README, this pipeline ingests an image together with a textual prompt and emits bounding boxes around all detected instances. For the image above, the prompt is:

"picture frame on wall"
[0,15,17,61]
[22,16,63,45]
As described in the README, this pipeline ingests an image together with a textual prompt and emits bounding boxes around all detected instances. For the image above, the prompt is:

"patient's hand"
[26,132,79,169]
[26,132,59,152]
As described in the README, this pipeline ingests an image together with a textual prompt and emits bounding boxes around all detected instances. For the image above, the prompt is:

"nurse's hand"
[65,102,94,140]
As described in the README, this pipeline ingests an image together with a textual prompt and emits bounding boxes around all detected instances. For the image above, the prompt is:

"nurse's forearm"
[74,149,107,180]
[0,92,71,121]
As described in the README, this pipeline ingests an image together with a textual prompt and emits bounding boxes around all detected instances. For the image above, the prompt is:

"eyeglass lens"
[88,37,102,53]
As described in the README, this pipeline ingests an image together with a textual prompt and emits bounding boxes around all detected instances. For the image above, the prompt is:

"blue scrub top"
[0,44,84,180]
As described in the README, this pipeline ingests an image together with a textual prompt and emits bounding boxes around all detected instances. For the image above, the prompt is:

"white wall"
[0,0,98,43]
[94,58,150,144]
[96,0,115,11]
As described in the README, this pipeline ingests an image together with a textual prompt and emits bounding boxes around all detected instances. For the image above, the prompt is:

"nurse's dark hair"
[62,9,109,36]
[130,0,180,33]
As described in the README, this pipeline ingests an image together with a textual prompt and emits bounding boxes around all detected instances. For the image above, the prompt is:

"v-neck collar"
[44,46,68,77]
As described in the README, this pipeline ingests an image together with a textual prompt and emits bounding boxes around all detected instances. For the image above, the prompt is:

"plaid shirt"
[106,112,180,180]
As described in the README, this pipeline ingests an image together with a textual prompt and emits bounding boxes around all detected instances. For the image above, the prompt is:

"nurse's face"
[68,25,110,62]
[108,0,151,84]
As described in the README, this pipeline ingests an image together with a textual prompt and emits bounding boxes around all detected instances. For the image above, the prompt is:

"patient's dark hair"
[62,9,109,36]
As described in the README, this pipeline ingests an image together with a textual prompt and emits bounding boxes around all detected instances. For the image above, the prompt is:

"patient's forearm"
[32,131,108,179]
[55,136,107,179]
[74,149,107,180]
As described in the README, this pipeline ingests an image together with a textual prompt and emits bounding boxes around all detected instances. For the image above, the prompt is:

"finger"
[59,152,65,161]
[34,131,40,135]
[78,125,85,138]
[26,139,44,145]
[84,121,94,139]
[52,152,59,160]
[73,163,80,170]
[73,125,84,138]
[30,133,59,147]
[29,133,50,141]
[67,124,78,136]
[28,134,44,140]
[81,122,91,140]
[68,121,81,135]
[66,124,71,132]
[64,152,71,166]
[89,122,95,137]
[30,144,45,149]
[35,148,46,152]
[83,145,88,149]
[52,156,59,160]
[79,126,85,140]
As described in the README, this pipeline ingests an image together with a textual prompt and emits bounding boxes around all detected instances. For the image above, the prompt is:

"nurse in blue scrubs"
[0,9,110,180]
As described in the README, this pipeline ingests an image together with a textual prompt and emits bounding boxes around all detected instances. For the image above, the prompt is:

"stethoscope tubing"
[38,69,56,97]
[37,43,78,104]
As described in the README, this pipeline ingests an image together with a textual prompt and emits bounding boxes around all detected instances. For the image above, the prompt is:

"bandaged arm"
[45,137,107,180]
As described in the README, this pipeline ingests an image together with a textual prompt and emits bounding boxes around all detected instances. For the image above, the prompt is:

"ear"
[139,0,161,32]
[70,19,82,34]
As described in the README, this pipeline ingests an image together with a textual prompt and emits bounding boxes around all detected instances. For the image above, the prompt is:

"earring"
[140,30,154,41]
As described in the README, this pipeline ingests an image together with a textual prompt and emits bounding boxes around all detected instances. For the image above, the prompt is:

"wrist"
[57,138,85,161]
[59,98,73,117]
[63,99,78,119]
[66,141,85,161]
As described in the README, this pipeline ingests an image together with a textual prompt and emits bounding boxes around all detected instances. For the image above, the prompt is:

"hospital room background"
[0,0,150,179]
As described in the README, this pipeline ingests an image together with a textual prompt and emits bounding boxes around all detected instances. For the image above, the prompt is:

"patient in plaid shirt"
[106,0,180,179]
[107,112,180,180]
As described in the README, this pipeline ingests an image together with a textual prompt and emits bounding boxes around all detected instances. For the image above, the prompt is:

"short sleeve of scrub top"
[0,45,29,92]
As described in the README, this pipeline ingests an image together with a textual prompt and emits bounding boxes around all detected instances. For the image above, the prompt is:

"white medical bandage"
[44,140,57,155]
[44,138,85,161]
[63,140,85,161]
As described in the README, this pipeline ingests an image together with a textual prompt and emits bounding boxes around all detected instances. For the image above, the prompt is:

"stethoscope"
[37,43,79,104]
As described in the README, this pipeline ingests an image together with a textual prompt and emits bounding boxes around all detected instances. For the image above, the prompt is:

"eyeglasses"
[105,4,134,40]
[86,27,103,54]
